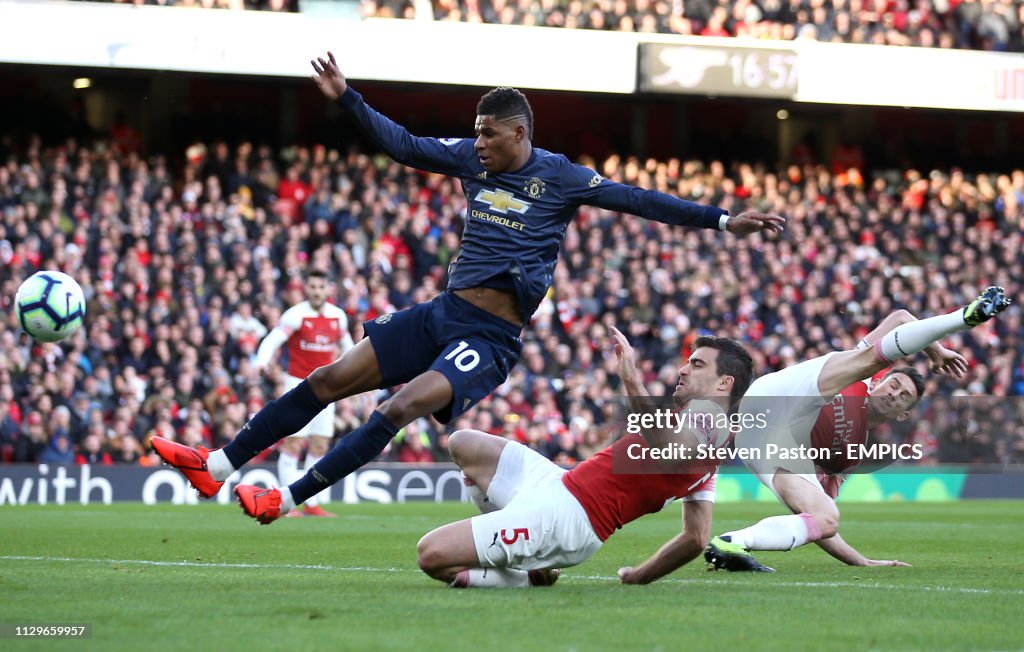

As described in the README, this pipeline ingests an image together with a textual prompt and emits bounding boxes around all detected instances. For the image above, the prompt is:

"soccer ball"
[14,271,87,343]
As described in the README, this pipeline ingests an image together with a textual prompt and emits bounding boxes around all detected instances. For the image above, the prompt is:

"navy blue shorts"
[363,292,523,424]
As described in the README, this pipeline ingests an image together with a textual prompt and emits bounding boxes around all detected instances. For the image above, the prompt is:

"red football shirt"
[810,381,870,474]
[561,400,725,541]
[278,301,352,379]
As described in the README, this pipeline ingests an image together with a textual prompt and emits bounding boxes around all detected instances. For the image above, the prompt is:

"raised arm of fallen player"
[609,325,691,447]
[609,325,700,451]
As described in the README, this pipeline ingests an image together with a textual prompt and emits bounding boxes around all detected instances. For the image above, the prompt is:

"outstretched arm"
[310,52,466,175]
[815,532,910,567]
[254,327,288,372]
[562,162,785,234]
[813,470,908,566]
[618,500,712,584]
[609,325,655,414]
[609,325,700,451]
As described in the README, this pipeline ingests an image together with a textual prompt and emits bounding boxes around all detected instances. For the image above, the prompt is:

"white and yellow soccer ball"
[14,271,87,343]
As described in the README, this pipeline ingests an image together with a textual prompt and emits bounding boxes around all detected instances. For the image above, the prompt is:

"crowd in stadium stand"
[357,0,1024,52]
[77,0,298,11]
[74,0,1024,51]
[1,130,1022,470]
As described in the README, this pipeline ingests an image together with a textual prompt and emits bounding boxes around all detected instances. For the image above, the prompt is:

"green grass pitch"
[1,501,1021,651]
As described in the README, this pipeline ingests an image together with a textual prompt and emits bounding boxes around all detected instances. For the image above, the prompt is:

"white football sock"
[724,513,821,551]
[278,486,296,514]
[276,449,302,490]
[303,454,324,507]
[458,568,531,588]
[206,449,236,482]
[876,310,966,362]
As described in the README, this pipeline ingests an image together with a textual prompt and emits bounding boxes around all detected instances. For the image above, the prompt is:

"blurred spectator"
[397,420,437,463]
[39,431,76,465]
[76,433,114,465]
[0,400,18,462]
[14,412,48,462]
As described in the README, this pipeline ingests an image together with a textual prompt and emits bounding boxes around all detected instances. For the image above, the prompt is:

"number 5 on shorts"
[444,341,480,372]
[501,528,530,544]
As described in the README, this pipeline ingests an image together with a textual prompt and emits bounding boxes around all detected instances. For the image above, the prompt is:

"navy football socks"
[222,380,328,469]
[289,410,399,505]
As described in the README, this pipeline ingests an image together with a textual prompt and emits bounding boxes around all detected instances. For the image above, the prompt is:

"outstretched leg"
[236,370,453,523]
[705,471,830,572]
[217,338,384,477]
[285,370,453,507]
[152,339,383,498]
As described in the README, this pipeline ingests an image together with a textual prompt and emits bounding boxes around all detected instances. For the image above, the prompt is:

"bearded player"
[416,325,753,588]
[705,286,1011,571]
[156,269,353,513]
[250,269,354,517]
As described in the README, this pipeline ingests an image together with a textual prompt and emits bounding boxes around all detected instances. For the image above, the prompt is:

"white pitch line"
[0,555,405,573]
[2,555,1021,597]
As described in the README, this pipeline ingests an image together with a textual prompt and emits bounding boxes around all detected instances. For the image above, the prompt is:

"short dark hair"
[694,335,754,410]
[884,366,926,405]
[477,87,534,139]
[305,269,328,282]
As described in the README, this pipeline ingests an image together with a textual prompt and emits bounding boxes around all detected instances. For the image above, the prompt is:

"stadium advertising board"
[0,464,469,506]
[2,464,1021,505]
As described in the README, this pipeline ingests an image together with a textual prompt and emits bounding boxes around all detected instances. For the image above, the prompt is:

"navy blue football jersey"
[338,88,727,323]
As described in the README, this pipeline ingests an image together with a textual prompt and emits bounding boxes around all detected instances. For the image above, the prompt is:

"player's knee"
[448,429,482,465]
[892,309,914,325]
[416,534,447,578]
[306,365,337,399]
[448,429,469,459]
[377,393,433,426]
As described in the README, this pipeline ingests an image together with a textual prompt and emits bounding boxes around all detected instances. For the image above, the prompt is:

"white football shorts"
[734,352,838,498]
[283,374,334,439]
[471,441,602,571]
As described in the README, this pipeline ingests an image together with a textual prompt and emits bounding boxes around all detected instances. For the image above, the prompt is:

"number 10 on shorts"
[444,341,480,372]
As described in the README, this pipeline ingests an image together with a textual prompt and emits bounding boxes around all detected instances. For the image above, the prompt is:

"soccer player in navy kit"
[153,51,785,524]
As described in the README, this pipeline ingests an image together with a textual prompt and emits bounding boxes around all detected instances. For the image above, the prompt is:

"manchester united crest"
[524,177,546,199]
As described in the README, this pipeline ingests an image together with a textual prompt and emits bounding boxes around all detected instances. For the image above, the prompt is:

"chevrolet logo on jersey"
[474,189,531,215]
